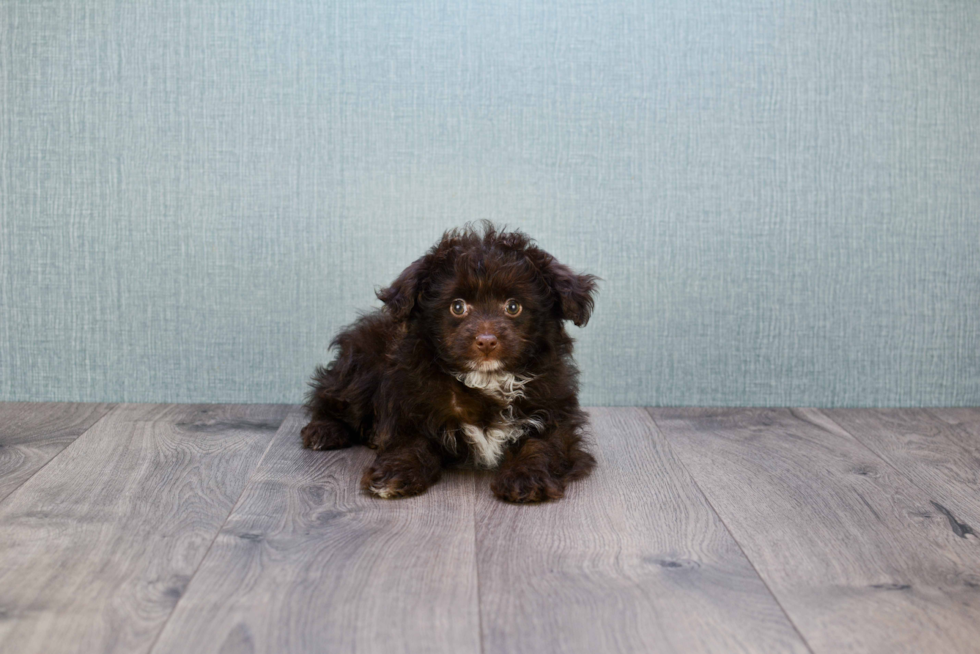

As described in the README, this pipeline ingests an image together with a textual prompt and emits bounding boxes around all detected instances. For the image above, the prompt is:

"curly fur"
[301,222,598,503]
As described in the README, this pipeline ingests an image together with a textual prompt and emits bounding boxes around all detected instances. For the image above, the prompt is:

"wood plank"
[149,407,481,654]
[0,402,114,503]
[649,408,980,654]
[0,403,290,654]
[925,408,980,461]
[823,409,980,527]
[475,408,809,654]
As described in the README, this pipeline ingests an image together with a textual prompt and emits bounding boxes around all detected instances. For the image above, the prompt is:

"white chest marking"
[454,370,532,403]
[460,423,524,468]
[450,369,543,468]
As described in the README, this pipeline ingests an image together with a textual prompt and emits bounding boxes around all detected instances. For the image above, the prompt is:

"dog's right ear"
[376,255,432,321]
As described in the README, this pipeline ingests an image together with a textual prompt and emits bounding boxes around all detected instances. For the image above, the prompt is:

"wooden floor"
[1,404,978,654]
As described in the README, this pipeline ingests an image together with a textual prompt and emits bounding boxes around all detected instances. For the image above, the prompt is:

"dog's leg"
[303,361,367,450]
[361,437,442,499]
[491,438,566,503]
[491,429,595,503]
[562,436,597,482]
[301,417,356,451]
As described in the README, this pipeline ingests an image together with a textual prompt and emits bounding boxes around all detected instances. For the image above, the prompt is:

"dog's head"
[377,222,598,373]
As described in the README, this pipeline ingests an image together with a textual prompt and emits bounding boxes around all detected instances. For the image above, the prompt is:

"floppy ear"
[535,254,599,327]
[376,255,432,321]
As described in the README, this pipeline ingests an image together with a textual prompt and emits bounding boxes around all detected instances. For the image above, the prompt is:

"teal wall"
[2,1,978,406]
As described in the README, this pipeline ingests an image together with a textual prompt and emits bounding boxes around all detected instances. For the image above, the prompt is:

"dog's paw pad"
[361,462,431,499]
[301,421,351,451]
[491,467,565,503]
[367,479,403,499]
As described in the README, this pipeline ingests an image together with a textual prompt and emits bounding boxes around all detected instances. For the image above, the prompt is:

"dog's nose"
[475,333,498,354]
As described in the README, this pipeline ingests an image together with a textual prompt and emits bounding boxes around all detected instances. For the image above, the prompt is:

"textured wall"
[1,1,978,406]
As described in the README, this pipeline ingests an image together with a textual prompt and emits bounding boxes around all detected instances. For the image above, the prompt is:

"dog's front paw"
[491,465,565,503]
[301,420,352,451]
[361,457,436,499]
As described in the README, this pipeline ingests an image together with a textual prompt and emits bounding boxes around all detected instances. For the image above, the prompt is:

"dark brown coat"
[302,223,598,502]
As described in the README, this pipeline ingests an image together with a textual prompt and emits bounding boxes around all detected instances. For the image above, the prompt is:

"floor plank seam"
[144,407,297,654]
[644,408,818,654]
[814,409,970,526]
[472,473,487,654]
[0,403,117,510]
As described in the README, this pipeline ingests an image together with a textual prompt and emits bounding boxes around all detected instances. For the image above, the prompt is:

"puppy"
[301,222,598,503]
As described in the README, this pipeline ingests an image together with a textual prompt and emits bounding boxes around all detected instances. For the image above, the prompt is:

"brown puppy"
[302,222,598,503]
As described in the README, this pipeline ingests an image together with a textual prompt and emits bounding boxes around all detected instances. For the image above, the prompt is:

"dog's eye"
[450,299,467,316]
[504,299,522,317]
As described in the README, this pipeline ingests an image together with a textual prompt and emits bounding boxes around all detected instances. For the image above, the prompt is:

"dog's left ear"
[534,252,599,327]
[377,255,432,321]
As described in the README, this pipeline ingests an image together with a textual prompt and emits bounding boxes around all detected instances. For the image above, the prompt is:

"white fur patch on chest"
[449,369,543,468]
[454,370,532,403]
[459,422,524,468]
